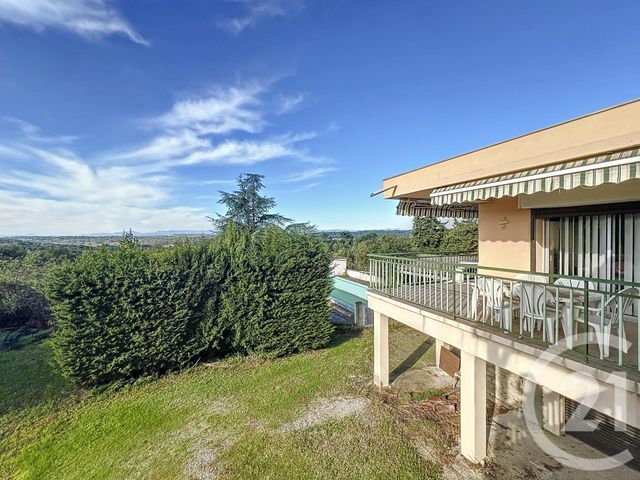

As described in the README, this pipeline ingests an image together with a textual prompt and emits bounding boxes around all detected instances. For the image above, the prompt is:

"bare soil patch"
[277,396,369,432]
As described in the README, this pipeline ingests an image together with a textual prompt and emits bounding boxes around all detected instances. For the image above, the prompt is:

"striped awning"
[430,147,640,205]
[397,199,478,219]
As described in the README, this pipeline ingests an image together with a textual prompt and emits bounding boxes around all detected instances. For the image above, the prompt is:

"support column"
[460,351,487,462]
[373,311,389,387]
[542,387,565,436]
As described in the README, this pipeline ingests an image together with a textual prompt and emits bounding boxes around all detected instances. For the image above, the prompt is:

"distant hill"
[320,229,411,238]
[3,229,410,239]
[0,229,410,248]
[0,233,213,249]
[81,230,211,237]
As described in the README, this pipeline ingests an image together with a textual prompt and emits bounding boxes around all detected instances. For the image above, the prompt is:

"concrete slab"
[486,409,639,480]
[384,323,640,478]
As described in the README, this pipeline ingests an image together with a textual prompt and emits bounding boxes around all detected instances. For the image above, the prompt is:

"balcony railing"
[369,253,640,372]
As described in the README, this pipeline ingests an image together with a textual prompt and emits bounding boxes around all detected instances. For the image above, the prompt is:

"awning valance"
[430,148,640,205]
[396,199,478,219]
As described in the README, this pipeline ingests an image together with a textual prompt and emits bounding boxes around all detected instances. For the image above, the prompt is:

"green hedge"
[49,236,224,386]
[218,225,334,357]
[48,227,334,387]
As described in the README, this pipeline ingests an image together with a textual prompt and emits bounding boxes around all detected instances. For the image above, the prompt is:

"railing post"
[599,293,605,360]
[583,284,589,363]
[452,265,457,319]
[531,283,536,339]
[582,286,588,362]
[637,298,640,372]
[618,295,624,367]
[554,287,559,345]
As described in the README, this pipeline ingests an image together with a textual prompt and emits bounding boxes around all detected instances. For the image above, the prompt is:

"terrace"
[369,253,640,373]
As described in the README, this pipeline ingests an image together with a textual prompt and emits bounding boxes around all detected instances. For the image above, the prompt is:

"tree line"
[325,217,478,271]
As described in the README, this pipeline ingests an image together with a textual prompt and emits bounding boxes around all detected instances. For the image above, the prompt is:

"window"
[538,211,640,286]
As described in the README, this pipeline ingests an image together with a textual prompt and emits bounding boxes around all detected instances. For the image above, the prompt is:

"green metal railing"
[369,253,640,372]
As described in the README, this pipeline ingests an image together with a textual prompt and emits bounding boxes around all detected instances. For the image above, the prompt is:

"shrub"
[0,282,51,329]
[412,217,445,252]
[217,224,334,357]
[351,235,414,271]
[440,219,478,253]
[0,247,76,331]
[49,236,224,387]
[49,227,334,387]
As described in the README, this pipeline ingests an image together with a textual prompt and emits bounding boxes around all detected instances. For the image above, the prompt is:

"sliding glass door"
[542,212,640,286]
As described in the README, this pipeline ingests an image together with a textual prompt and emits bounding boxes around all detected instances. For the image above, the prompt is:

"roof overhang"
[381,99,640,200]
[431,148,640,205]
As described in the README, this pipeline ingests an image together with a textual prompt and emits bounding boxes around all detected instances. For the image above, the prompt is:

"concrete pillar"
[355,301,363,326]
[542,387,565,436]
[373,311,389,387]
[460,351,487,462]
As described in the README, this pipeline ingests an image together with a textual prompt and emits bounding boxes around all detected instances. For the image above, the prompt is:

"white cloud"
[0,143,30,160]
[0,143,209,235]
[283,166,336,182]
[199,179,235,185]
[0,190,208,236]
[0,0,147,45]
[0,81,337,235]
[291,182,319,193]
[218,0,307,34]
[147,84,266,135]
[1,116,78,144]
[0,147,168,206]
[119,84,318,169]
[276,92,305,114]
[115,130,210,161]
[179,139,296,166]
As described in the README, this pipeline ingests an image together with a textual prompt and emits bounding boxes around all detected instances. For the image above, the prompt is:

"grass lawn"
[0,325,443,480]
[0,333,74,415]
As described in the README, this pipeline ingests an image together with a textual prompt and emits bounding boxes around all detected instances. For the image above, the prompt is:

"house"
[368,99,640,465]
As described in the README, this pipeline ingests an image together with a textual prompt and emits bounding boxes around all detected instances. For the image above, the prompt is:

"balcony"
[368,253,640,372]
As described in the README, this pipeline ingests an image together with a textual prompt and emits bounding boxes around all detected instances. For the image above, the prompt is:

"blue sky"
[1,0,640,235]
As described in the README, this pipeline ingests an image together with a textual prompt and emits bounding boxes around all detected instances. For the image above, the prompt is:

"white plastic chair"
[472,277,514,330]
[515,273,550,283]
[574,287,638,357]
[554,277,597,291]
[519,283,562,343]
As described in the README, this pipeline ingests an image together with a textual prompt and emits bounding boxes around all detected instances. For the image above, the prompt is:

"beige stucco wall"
[478,197,531,274]
[383,99,640,199]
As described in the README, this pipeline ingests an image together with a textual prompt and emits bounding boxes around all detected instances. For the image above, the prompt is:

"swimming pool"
[330,276,371,326]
